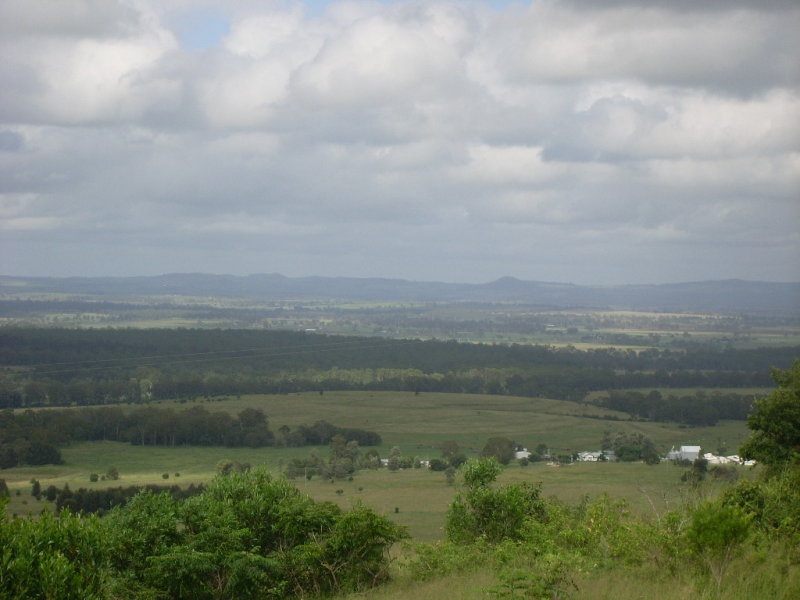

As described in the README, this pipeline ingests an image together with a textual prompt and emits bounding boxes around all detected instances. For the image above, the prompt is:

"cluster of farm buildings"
[513,445,756,465]
[663,445,756,466]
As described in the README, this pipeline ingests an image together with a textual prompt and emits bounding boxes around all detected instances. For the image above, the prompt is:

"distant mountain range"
[1,274,798,316]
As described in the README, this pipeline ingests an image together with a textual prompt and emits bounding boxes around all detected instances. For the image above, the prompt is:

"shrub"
[446,458,546,544]
[0,497,111,600]
[686,500,752,594]
[103,469,406,599]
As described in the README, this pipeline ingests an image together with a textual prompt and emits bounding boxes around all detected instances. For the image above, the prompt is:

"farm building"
[665,445,702,461]
[514,448,532,460]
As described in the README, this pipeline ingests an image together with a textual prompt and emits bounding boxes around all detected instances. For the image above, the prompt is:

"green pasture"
[2,391,753,539]
[2,440,743,541]
[152,391,750,455]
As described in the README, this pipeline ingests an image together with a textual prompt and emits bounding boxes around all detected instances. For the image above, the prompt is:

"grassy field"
[2,391,752,539]
[150,391,752,454]
[3,442,738,541]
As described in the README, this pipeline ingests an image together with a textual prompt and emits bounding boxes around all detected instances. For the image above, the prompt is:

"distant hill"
[1,274,798,316]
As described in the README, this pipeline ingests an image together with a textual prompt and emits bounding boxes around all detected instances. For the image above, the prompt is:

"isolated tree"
[329,434,348,459]
[444,466,456,485]
[30,479,41,500]
[387,446,402,471]
[481,437,515,465]
[362,448,381,470]
[607,431,658,463]
[440,440,460,460]
[429,458,447,472]
[740,360,800,470]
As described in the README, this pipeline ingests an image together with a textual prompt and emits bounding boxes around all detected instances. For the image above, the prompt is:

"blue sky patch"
[174,9,231,50]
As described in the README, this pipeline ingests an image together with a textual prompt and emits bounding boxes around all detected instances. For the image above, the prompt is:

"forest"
[0,328,793,409]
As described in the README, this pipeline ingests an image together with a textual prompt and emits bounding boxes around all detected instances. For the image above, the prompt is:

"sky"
[1,0,798,285]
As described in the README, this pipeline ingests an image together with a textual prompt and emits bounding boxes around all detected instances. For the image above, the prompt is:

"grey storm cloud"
[0,0,798,284]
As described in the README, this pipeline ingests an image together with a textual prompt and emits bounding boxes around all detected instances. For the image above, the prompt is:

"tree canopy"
[740,359,800,470]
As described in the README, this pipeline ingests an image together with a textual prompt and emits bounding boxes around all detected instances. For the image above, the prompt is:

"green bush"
[0,497,111,600]
[445,458,546,544]
[102,469,406,599]
[686,500,752,594]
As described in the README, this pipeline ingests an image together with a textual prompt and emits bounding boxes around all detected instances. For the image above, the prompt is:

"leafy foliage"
[686,500,752,594]
[104,469,405,599]
[445,458,546,544]
[0,497,111,599]
[740,359,800,469]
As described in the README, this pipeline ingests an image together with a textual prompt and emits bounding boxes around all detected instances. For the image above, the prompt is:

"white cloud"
[0,0,798,284]
[495,1,800,93]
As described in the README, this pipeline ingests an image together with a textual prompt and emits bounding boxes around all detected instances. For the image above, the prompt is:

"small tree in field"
[481,437,516,465]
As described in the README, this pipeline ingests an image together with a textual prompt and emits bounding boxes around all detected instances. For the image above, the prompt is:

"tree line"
[0,405,380,469]
[42,482,206,515]
[2,327,794,372]
[0,366,776,411]
[596,390,757,426]
[1,327,793,411]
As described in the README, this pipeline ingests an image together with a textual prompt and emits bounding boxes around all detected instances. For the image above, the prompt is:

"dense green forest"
[594,390,755,426]
[1,328,793,412]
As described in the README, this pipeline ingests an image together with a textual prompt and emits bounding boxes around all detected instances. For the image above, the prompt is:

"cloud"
[0,0,798,284]
[486,1,800,94]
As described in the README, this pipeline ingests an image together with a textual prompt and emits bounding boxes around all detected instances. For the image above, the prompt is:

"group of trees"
[1,469,406,599]
[285,436,370,481]
[601,430,660,464]
[1,405,380,469]
[44,482,206,515]
[597,390,755,426]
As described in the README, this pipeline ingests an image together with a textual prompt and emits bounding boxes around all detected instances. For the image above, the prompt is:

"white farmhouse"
[666,445,702,461]
[577,451,602,462]
[514,448,532,460]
